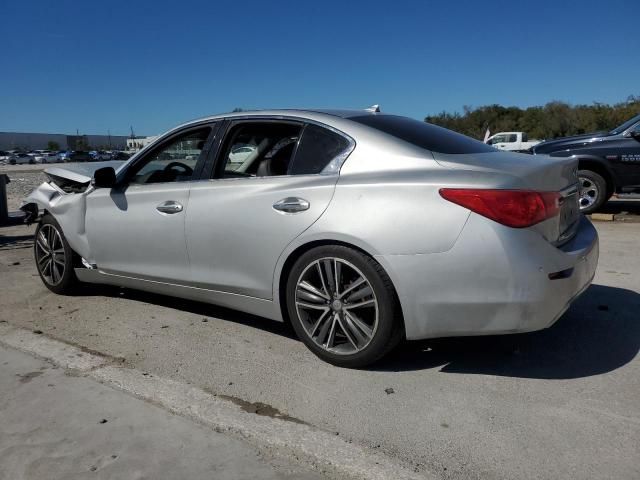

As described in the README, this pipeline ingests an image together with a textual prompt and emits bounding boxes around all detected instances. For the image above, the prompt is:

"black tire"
[286,245,403,368]
[578,169,609,214]
[34,214,79,294]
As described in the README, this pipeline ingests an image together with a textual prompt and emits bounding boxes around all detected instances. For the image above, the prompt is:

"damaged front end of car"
[20,161,125,260]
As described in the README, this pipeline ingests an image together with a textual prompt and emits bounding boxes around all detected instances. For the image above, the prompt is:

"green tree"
[47,140,60,151]
[425,95,640,140]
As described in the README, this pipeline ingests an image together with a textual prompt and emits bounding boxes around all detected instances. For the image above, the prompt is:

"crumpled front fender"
[22,182,91,260]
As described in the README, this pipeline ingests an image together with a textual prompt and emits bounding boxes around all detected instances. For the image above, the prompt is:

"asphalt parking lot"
[0,218,638,479]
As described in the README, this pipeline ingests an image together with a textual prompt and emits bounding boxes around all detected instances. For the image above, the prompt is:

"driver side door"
[85,124,216,283]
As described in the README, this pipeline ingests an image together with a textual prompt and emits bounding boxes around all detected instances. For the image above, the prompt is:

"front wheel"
[34,215,79,294]
[286,245,403,368]
[578,170,608,214]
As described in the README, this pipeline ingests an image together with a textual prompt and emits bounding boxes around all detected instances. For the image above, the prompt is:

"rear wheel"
[34,215,79,294]
[286,245,403,368]
[578,169,608,214]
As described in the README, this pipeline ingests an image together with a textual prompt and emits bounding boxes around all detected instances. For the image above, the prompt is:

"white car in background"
[0,151,11,164]
[226,145,257,170]
[9,152,35,164]
[41,152,62,163]
[485,132,541,152]
[30,150,61,163]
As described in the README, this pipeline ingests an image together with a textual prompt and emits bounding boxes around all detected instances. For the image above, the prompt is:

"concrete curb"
[0,323,428,480]
[589,212,640,223]
[589,213,616,222]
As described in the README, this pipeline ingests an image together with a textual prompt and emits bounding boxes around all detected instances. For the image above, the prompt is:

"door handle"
[273,197,310,213]
[156,200,183,214]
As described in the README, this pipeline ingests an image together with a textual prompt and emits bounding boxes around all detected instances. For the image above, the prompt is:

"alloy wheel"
[578,176,599,210]
[295,257,379,355]
[35,224,66,285]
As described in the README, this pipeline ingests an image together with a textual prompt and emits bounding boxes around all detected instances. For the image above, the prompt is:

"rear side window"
[290,124,350,175]
[350,115,495,154]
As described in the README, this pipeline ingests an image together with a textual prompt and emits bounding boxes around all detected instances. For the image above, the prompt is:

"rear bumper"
[377,215,599,340]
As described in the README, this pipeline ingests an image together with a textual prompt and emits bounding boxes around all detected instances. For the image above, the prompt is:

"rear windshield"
[350,114,495,154]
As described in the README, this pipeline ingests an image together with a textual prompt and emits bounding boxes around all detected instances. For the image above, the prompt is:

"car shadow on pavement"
[0,232,33,251]
[374,284,640,379]
[77,284,299,340]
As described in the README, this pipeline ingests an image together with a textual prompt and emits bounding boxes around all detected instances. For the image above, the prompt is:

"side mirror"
[630,130,640,142]
[92,166,116,188]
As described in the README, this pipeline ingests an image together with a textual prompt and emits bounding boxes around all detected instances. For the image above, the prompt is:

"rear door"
[185,119,353,299]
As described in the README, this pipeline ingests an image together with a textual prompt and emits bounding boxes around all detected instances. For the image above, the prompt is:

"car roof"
[176,108,381,129]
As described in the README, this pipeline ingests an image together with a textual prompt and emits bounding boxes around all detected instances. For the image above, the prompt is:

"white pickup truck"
[485,132,541,152]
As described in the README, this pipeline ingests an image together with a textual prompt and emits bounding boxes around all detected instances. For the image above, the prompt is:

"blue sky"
[1,0,638,136]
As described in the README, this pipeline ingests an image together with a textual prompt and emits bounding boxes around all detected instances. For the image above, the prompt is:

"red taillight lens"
[439,188,561,228]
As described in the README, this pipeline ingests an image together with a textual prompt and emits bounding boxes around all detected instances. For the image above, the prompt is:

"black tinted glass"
[290,124,350,175]
[350,115,494,154]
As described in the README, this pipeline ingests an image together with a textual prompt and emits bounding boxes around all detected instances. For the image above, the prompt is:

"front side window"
[219,122,302,178]
[506,134,517,143]
[127,128,210,185]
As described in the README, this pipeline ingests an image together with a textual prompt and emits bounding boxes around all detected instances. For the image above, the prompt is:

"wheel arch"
[275,238,405,332]
[577,156,616,197]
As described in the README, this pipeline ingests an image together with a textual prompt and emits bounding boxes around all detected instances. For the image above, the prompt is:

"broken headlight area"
[45,172,91,194]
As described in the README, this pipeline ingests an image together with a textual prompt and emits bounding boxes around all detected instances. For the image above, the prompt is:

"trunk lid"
[434,151,580,245]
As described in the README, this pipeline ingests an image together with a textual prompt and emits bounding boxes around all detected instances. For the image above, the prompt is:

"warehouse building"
[0,131,129,151]
[126,135,159,152]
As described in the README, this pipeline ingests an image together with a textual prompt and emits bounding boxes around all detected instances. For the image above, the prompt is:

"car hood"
[45,160,126,184]
[532,131,608,154]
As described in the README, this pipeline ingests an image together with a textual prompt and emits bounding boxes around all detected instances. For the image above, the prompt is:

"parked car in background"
[28,151,44,163]
[8,152,35,164]
[59,151,73,162]
[532,113,640,213]
[30,150,56,163]
[43,152,62,163]
[0,151,11,164]
[69,151,92,162]
[485,132,541,152]
[111,151,131,160]
[22,108,597,367]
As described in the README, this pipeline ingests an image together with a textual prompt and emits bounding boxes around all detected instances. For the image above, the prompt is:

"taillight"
[439,188,561,228]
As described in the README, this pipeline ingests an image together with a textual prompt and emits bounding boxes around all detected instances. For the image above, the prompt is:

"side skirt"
[74,269,283,322]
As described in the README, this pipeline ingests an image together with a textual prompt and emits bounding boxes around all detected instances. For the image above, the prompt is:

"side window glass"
[128,128,210,185]
[220,123,302,178]
[507,134,517,143]
[290,124,350,175]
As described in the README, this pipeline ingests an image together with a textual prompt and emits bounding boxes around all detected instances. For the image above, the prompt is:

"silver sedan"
[23,109,599,367]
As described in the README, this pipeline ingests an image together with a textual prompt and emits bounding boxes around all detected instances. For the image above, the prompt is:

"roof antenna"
[365,104,380,113]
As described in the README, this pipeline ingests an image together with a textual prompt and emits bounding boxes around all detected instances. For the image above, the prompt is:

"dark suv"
[531,113,640,213]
